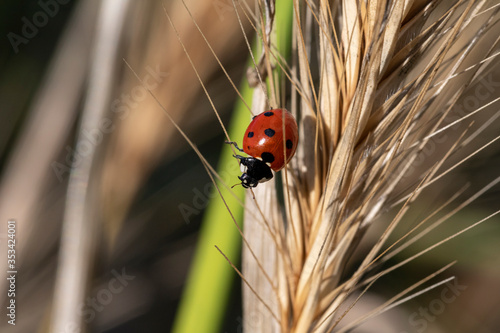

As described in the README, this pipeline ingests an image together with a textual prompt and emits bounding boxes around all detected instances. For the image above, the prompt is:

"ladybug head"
[238,173,259,188]
[235,156,273,188]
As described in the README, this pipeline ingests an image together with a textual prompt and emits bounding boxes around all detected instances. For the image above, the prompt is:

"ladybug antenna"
[231,183,241,189]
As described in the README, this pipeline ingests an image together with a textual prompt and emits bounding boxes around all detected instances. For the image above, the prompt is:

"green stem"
[172,1,293,331]
[171,81,250,333]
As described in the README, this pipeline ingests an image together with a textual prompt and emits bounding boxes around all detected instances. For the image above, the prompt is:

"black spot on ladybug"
[261,152,275,163]
[247,131,254,138]
[247,146,250,149]
[286,139,293,149]
[264,128,275,137]
[264,111,274,117]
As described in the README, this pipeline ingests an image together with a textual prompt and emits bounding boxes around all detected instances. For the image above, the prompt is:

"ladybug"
[227,109,298,188]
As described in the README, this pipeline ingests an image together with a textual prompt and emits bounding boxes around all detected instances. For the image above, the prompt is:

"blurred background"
[0,0,499,332]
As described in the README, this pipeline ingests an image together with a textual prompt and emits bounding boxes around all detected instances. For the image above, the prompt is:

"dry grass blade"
[50,1,132,331]
[0,0,97,304]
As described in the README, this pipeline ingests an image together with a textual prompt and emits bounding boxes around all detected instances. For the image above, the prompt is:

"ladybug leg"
[233,154,248,163]
[225,141,245,153]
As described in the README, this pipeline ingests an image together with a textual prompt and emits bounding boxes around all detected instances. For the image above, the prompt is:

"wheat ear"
[241,1,500,332]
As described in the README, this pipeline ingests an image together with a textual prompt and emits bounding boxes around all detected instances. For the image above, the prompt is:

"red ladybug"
[227,109,298,188]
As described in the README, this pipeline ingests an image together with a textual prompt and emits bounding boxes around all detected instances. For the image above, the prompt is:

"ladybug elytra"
[227,109,298,188]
